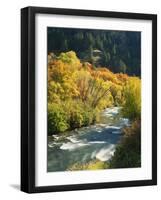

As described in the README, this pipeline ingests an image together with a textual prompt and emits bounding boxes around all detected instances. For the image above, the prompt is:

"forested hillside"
[48,28,141,76]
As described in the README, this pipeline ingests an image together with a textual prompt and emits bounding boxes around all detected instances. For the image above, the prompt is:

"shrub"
[48,103,69,135]
[69,105,98,128]
[69,109,84,128]
[109,120,141,168]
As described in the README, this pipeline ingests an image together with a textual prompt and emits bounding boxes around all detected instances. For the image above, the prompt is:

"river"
[47,107,130,172]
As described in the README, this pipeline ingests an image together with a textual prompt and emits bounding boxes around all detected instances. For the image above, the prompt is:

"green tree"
[122,77,141,119]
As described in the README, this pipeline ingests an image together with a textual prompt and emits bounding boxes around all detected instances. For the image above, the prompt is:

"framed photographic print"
[21,6,157,193]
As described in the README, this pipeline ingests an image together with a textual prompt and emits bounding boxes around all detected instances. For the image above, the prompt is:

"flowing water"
[47,107,130,172]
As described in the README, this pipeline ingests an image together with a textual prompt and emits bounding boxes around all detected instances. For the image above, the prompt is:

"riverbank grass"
[68,159,109,171]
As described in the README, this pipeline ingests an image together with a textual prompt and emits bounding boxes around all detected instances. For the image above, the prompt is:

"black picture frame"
[21,6,157,193]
